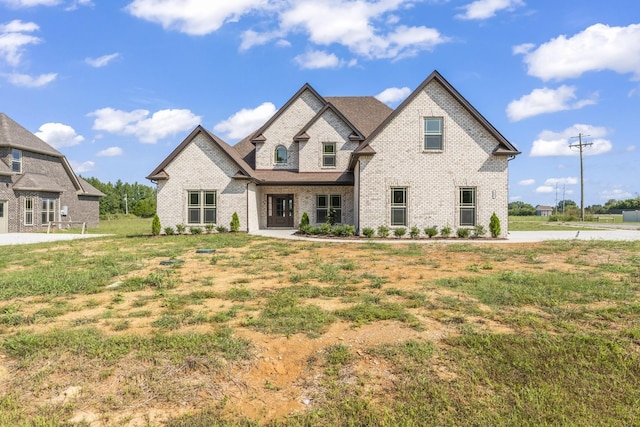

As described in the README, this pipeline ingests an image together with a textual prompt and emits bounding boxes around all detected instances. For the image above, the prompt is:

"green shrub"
[424,226,438,238]
[189,226,202,235]
[394,227,407,238]
[362,227,375,238]
[327,207,337,226]
[164,226,175,235]
[490,212,501,238]
[151,214,161,236]
[473,224,487,237]
[441,225,452,238]
[299,212,310,228]
[175,224,186,235]
[377,225,390,238]
[332,224,355,237]
[457,228,471,238]
[319,223,331,235]
[216,225,228,233]
[230,212,240,232]
[205,223,215,234]
[409,226,420,239]
[299,224,313,235]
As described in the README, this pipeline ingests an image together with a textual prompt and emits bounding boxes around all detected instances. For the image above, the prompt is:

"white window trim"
[187,190,217,225]
[423,117,444,151]
[24,197,33,226]
[41,198,56,225]
[12,149,22,173]
[459,187,476,227]
[390,187,408,226]
[322,142,337,168]
[274,145,287,164]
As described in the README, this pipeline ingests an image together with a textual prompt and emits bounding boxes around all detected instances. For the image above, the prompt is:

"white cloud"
[214,102,277,140]
[375,86,410,105]
[535,186,554,194]
[456,0,524,20]
[125,0,266,36]
[70,160,95,173]
[544,177,578,186]
[518,179,535,186]
[506,85,597,121]
[293,50,345,69]
[35,122,84,148]
[0,19,41,66]
[126,1,449,61]
[96,146,123,157]
[600,188,633,201]
[88,107,201,143]
[280,1,448,60]
[626,145,636,152]
[530,124,613,157]
[85,53,120,68]
[6,72,57,87]
[517,23,640,81]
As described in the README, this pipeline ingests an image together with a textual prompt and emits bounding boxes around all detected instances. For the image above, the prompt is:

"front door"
[267,194,294,227]
[0,201,7,233]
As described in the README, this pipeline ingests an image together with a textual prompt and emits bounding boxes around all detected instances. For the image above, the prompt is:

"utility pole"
[569,133,593,221]
[124,194,129,215]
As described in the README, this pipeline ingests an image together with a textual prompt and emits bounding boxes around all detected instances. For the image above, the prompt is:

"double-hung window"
[390,187,407,226]
[322,142,336,167]
[187,191,216,224]
[274,145,287,164]
[24,197,33,225]
[12,149,22,173]
[41,199,55,224]
[316,195,342,224]
[459,187,476,226]
[424,117,443,150]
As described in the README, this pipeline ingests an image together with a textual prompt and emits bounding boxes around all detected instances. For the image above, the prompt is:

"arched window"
[274,145,287,164]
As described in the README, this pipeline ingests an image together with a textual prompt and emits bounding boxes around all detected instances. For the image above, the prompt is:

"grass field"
[0,218,639,425]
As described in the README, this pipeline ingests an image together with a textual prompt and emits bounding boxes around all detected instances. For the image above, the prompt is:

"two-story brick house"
[0,113,103,233]
[147,71,520,237]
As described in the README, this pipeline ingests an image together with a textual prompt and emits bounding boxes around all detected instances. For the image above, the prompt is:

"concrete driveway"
[0,233,108,246]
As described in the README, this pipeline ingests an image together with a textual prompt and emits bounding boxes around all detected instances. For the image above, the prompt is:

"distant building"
[536,205,553,216]
[0,113,103,233]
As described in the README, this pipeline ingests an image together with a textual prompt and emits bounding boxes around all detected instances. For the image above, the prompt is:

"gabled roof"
[146,125,255,181]
[324,96,392,138]
[353,70,520,157]
[0,113,63,157]
[294,103,365,142]
[249,83,326,144]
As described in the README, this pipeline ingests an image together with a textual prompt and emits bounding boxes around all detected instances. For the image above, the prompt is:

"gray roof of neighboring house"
[0,113,63,157]
[77,177,106,197]
[13,173,66,192]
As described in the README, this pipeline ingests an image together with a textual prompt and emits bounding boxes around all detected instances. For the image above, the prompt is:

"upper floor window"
[391,187,407,226]
[12,149,22,173]
[188,190,216,225]
[424,117,443,150]
[459,187,476,226]
[274,145,287,164]
[322,142,336,167]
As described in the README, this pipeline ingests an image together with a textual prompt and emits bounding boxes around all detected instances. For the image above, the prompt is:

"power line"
[569,133,593,221]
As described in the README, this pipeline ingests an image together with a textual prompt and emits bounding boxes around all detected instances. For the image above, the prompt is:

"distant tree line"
[82,177,156,218]
[509,196,640,216]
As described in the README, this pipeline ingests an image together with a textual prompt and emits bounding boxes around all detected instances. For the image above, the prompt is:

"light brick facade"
[149,71,518,237]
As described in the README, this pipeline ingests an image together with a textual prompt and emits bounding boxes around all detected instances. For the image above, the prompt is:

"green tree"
[230,212,240,232]
[508,201,536,216]
[151,214,161,236]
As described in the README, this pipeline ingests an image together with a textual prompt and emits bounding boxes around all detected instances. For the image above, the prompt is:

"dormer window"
[12,149,22,173]
[274,145,287,164]
[322,142,336,167]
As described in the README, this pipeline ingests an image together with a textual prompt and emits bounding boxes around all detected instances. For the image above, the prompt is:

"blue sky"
[1,0,639,207]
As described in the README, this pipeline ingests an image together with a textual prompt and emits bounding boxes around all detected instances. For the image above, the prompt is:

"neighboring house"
[536,205,553,216]
[148,70,520,237]
[0,113,103,233]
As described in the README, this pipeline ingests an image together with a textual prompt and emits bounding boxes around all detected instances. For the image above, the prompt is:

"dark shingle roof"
[0,113,63,157]
[324,96,392,137]
[13,173,66,192]
[253,170,353,185]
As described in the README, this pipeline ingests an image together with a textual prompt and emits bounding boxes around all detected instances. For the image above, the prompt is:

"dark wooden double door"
[267,194,294,228]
